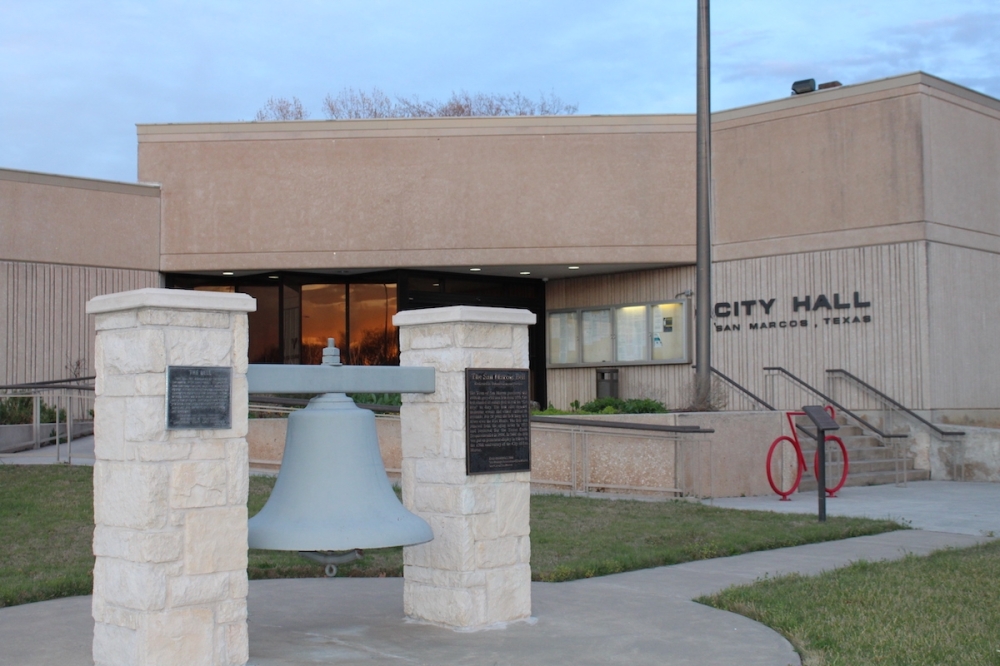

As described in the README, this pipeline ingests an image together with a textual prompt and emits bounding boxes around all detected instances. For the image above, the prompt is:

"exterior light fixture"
[519,271,531,275]
[469,268,481,272]
[567,266,580,270]
[791,79,816,95]
[268,275,279,279]
[222,271,234,276]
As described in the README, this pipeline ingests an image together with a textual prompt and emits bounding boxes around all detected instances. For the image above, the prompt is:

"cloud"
[714,9,1000,105]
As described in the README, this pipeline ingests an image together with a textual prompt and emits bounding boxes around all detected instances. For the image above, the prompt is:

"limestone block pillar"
[86,288,256,666]
[394,305,536,629]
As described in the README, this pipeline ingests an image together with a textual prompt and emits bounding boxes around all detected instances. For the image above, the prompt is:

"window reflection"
[238,286,281,363]
[349,283,398,365]
[301,284,347,364]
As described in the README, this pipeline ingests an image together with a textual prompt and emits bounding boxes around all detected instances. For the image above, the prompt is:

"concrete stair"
[794,419,930,492]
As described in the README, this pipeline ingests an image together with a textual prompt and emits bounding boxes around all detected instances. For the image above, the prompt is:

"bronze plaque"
[167,366,232,430]
[465,368,530,474]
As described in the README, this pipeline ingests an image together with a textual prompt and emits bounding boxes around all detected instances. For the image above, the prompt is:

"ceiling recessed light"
[568,266,580,270]
[222,271,234,276]
[519,271,531,275]
[268,275,279,279]
[469,268,481,272]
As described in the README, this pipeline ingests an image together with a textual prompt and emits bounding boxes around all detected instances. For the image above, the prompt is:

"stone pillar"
[86,288,256,666]
[394,305,535,630]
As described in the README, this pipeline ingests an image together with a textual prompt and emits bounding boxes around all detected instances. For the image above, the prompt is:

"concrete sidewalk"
[0,529,988,666]
[0,435,95,466]
[708,480,1000,536]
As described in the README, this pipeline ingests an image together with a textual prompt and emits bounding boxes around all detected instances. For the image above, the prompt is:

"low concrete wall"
[248,410,785,498]
[930,426,1000,482]
[0,421,94,453]
[247,415,401,477]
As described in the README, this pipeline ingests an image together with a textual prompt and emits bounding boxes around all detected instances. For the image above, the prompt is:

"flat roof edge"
[714,72,1000,122]
[136,113,696,138]
[0,167,160,198]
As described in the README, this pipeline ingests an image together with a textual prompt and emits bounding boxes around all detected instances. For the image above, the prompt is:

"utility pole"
[694,0,713,409]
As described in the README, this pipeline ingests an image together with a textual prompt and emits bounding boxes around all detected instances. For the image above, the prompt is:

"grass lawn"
[2,465,904,608]
[699,540,1000,666]
[0,465,94,607]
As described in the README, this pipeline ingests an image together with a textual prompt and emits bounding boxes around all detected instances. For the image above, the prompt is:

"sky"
[1,1,998,183]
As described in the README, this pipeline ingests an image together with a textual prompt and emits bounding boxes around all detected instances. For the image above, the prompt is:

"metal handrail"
[762,366,906,440]
[530,415,713,434]
[826,369,964,438]
[694,365,774,411]
[0,379,95,391]
[249,394,401,413]
[0,376,95,388]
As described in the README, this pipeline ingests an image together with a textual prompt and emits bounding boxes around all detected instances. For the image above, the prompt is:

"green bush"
[0,397,66,426]
[577,397,668,414]
[348,393,402,407]
[620,398,668,414]
[579,397,626,413]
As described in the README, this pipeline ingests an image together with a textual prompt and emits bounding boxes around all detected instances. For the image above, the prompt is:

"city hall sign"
[712,292,872,333]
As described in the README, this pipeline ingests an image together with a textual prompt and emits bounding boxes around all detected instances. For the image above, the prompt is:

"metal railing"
[529,416,715,498]
[0,377,95,462]
[693,365,774,411]
[249,394,401,415]
[763,366,912,485]
[825,369,964,438]
[826,368,966,480]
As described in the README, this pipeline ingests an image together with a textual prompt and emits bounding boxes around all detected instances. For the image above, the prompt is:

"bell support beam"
[246,364,435,395]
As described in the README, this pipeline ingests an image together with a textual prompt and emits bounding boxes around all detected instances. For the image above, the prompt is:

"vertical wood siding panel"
[545,243,930,411]
[1,261,160,384]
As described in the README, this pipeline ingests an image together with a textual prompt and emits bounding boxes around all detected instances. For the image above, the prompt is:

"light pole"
[694,0,713,409]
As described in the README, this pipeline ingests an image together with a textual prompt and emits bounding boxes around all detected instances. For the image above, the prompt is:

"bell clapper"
[297,549,365,577]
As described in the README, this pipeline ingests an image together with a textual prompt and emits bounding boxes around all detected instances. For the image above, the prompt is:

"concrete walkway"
[0,468,995,664]
[0,531,986,666]
[709,480,1000,536]
[0,435,95,466]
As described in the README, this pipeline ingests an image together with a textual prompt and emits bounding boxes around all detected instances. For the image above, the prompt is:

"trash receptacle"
[596,368,619,399]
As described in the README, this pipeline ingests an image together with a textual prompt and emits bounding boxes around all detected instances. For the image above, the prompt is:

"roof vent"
[818,80,842,90]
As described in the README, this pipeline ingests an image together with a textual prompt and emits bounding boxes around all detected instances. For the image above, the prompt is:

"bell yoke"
[245,339,435,573]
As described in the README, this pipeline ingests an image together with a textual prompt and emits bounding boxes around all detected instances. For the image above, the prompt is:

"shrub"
[0,397,65,426]
[577,397,668,415]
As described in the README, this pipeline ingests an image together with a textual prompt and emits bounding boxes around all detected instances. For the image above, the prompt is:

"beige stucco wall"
[926,243,1000,421]
[923,86,1000,242]
[248,412,784,498]
[712,85,926,261]
[138,116,696,274]
[0,170,162,384]
[0,168,160,270]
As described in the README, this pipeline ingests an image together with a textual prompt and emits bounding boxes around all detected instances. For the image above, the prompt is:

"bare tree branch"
[320,87,578,119]
[254,96,310,121]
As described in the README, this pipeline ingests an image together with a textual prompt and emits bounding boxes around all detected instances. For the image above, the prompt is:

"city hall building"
[3,72,999,425]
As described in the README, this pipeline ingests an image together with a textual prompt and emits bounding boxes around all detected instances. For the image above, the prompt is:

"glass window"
[238,286,281,364]
[581,309,613,363]
[547,312,579,364]
[615,305,648,362]
[301,284,347,364]
[651,302,686,361]
[283,285,301,364]
[349,283,398,365]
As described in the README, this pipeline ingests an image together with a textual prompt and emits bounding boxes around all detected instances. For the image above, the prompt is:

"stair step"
[799,467,930,491]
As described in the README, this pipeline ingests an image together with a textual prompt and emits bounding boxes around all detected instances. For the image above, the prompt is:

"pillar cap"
[393,305,536,327]
[86,287,257,315]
